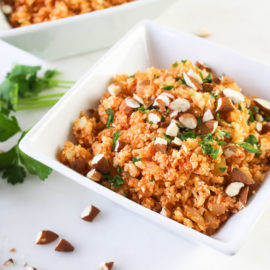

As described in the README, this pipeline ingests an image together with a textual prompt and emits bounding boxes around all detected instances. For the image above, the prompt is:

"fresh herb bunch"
[0,64,74,185]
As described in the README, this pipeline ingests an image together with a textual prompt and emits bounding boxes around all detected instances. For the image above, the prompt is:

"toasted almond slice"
[187,69,203,83]
[71,158,88,174]
[224,145,237,158]
[225,182,245,197]
[119,98,140,115]
[256,122,262,132]
[202,109,214,122]
[165,120,179,137]
[27,266,37,270]
[136,79,151,94]
[239,186,249,207]
[114,140,125,152]
[107,83,121,96]
[223,88,245,104]
[126,98,140,108]
[35,230,59,245]
[86,169,102,181]
[216,97,235,113]
[100,262,114,270]
[196,28,211,38]
[160,207,170,217]
[232,167,254,185]
[154,137,167,153]
[81,205,100,222]
[161,92,174,100]
[91,154,110,174]
[133,94,144,104]
[154,94,171,107]
[202,83,213,92]
[183,72,202,90]
[3,258,14,266]
[55,239,74,252]
[172,137,182,147]
[199,120,218,134]
[254,98,270,113]
[169,98,190,112]
[195,61,212,72]
[148,111,161,124]
[179,113,197,129]
[262,123,270,134]
[256,114,264,122]
[1,5,12,14]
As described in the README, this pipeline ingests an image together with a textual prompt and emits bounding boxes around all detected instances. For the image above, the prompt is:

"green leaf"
[0,113,21,141]
[0,146,18,169]
[248,108,254,123]
[220,167,226,173]
[245,134,258,145]
[236,142,261,156]
[181,60,187,64]
[175,75,187,86]
[173,62,178,67]
[200,133,219,160]
[0,80,19,112]
[2,164,26,185]
[209,93,217,100]
[109,174,124,188]
[149,179,154,182]
[132,157,141,163]
[44,69,61,79]
[112,130,121,150]
[217,129,231,139]
[252,106,259,113]
[178,131,198,141]
[216,112,221,121]
[105,108,114,128]
[7,65,41,81]
[116,165,122,174]
[238,104,243,111]
[162,85,174,90]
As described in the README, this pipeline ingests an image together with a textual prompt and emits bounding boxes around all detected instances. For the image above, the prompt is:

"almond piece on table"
[119,98,140,115]
[262,123,270,134]
[100,262,114,270]
[165,120,179,137]
[223,88,244,104]
[254,98,270,113]
[35,230,59,245]
[154,137,168,153]
[91,154,110,174]
[114,140,125,152]
[195,28,211,38]
[169,98,190,112]
[86,169,102,182]
[3,258,14,266]
[10,248,16,252]
[81,205,100,222]
[172,137,182,147]
[27,266,37,270]
[232,167,255,185]
[239,186,249,207]
[225,182,245,197]
[187,69,203,83]
[108,83,121,96]
[183,72,202,90]
[55,239,74,252]
[216,97,235,113]
[179,113,197,129]
[148,111,161,124]
[202,109,214,122]
[199,120,218,134]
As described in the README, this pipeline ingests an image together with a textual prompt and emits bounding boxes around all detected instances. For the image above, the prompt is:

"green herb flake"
[163,133,172,144]
[236,142,261,156]
[238,104,243,111]
[178,131,198,141]
[181,60,187,64]
[105,108,114,128]
[132,157,141,163]
[173,62,178,68]
[129,74,135,78]
[209,93,217,100]
[216,112,221,121]
[252,106,259,113]
[162,85,174,90]
[109,174,124,188]
[149,179,154,182]
[200,133,219,160]
[112,130,121,150]
[245,134,258,145]
[220,167,226,173]
[248,108,254,123]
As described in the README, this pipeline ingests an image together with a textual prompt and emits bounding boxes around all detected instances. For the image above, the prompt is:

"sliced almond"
[202,109,214,122]
[91,154,110,174]
[161,92,174,100]
[114,140,125,152]
[172,137,182,147]
[35,230,59,245]
[3,258,14,266]
[133,94,144,104]
[196,28,211,38]
[187,69,203,83]
[154,94,171,107]
[254,98,270,113]
[100,262,114,270]
[136,79,151,94]
[71,158,88,174]
[148,111,161,124]
[165,120,179,137]
[160,207,170,217]
[256,122,262,132]
[169,110,179,119]
[216,97,235,113]
[81,205,100,222]
[239,186,249,207]
[225,182,245,197]
[179,113,197,129]
[1,5,12,14]
[55,239,74,252]
[107,83,121,96]
[183,72,202,90]
[154,137,168,153]
[262,123,270,134]
[169,98,190,112]
[119,98,140,115]
[195,61,212,72]
[86,169,102,182]
[223,88,244,104]
[224,145,237,158]
[27,267,37,270]
[256,114,264,122]
[232,167,254,185]
[199,120,218,134]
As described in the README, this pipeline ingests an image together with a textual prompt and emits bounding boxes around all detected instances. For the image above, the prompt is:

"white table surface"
[1,0,270,269]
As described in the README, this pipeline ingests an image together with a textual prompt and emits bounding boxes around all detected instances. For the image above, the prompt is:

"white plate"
[20,20,270,255]
[0,0,175,60]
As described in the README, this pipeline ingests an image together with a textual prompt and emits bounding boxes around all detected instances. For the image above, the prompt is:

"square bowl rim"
[19,20,270,256]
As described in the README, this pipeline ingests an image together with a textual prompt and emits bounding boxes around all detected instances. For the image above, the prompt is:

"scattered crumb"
[10,248,16,252]
[3,258,14,266]
[195,28,212,38]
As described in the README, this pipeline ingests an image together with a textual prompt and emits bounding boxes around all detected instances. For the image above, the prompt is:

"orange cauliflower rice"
[1,0,133,27]
[58,60,270,235]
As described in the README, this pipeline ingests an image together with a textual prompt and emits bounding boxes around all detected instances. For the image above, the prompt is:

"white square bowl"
[0,0,175,60]
[19,20,270,255]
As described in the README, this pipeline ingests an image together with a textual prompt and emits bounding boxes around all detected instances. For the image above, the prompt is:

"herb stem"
[18,93,65,104]
[46,79,75,85]
[16,99,59,110]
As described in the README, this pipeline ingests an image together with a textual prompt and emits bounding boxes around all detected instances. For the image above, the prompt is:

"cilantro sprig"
[236,134,261,156]
[102,166,124,188]
[105,108,114,128]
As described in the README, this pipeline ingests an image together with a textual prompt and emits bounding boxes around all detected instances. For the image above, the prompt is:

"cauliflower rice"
[58,60,270,235]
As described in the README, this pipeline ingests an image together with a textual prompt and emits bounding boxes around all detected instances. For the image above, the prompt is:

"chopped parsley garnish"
[149,121,153,124]
[105,108,114,128]
[163,133,172,144]
[162,85,174,90]
[149,179,154,182]
[216,112,221,121]
[209,93,217,100]
[129,74,135,78]
[112,130,121,150]
[197,118,202,127]
[248,108,254,123]
[236,142,261,156]
[200,133,219,160]
[245,134,258,145]
[103,166,124,188]
[181,60,187,64]
[175,75,187,86]
[161,115,165,122]
[220,167,226,173]
[238,104,243,111]
[137,105,150,113]
[132,157,141,163]
[178,131,198,141]
[116,165,122,174]
[173,62,178,67]
[154,74,160,79]
[199,71,212,83]
[217,129,231,140]
[252,106,259,113]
